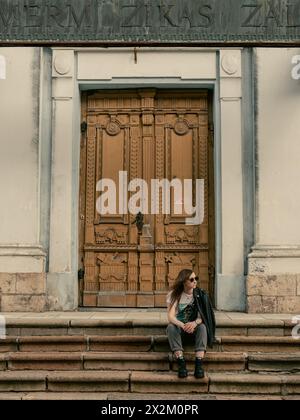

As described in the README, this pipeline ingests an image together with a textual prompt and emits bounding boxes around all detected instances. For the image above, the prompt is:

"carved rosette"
[106,120,121,136]
[174,119,189,136]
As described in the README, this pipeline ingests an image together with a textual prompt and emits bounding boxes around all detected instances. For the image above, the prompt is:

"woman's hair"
[168,269,194,308]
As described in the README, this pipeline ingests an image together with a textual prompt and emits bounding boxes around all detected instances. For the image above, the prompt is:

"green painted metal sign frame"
[1,0,300,45]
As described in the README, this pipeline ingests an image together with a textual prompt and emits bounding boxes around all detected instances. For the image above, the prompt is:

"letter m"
[67,2,91,28]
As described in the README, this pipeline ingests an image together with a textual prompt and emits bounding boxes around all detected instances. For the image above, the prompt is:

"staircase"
[0,313,299,400]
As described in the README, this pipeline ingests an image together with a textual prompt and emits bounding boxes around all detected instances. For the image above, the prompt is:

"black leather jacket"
[193,287,216,348]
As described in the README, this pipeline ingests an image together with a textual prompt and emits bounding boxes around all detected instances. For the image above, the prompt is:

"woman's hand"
[168,304,186,330]
[183,321,197,334]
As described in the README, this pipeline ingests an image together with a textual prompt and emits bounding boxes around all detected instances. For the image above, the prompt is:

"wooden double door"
[79,89,215,307]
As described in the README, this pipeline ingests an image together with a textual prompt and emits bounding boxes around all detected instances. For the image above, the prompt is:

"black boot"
[194,358,205,379]
[177,356,188,378]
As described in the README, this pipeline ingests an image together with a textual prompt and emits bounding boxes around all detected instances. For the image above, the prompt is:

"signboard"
[1,0,300,45]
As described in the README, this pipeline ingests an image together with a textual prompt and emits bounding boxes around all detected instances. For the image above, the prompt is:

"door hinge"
[81,121,87,133]
[78,268,85,281]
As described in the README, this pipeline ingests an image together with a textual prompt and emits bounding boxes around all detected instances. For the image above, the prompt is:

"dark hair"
[169,269,193,308]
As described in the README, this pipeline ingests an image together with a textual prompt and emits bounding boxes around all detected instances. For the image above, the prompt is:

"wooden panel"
[79,90,214,307]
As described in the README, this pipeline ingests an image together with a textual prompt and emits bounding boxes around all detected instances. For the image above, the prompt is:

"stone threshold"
[0,311,295,324]
[0,392,298,400]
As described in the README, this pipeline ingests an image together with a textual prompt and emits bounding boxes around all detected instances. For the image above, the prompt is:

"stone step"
[89,336,153,352]
[18,336,89,353]
[0,370,298,395]
[154,335,300,353]
[220,336,300,353]
[130,371,300,395]
[1,334,298,354]
[3,351,299,374]
[0,352,167,372]
[0,392,295,400]
[0,392,109,400]
[248,353,300,373]
[209,373,300,395]
[0,336,153,353]
[171,352,247,372]
[0,351,248,372]
[4,318,294,337]
[0,371,129,393]
[0,338,17,353]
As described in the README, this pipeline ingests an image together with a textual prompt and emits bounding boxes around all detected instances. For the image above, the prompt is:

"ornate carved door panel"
[79,90,214,307]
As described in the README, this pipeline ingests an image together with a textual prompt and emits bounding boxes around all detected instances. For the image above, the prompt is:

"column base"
[215,274,246,312]
[0,273,47,312]
[46,272,78,311]
[0,246,47,312]
[247,246,300,313]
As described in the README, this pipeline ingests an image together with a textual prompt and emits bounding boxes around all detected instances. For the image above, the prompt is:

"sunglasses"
[189,276,199,283]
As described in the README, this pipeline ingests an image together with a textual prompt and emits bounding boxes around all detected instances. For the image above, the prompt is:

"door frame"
[78,88,216,307]
[48,47,249,312]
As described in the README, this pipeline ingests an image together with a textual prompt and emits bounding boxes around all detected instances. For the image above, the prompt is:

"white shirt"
[166,291,195,316]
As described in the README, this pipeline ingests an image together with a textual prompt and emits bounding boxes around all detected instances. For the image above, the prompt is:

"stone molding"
[0,245,46,257]
[249,246,300,259]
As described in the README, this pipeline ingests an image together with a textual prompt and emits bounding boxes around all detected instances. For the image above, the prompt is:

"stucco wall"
[0,48,40,244]
[0,47,46,311]
[247,48,300,313]
[257,48,300,246]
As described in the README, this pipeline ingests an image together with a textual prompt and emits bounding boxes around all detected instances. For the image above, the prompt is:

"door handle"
[132,212,144,235]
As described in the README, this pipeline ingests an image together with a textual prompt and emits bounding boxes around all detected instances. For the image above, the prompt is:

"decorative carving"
[128,252,139,292]
[85,125,96,244]
[165,253,197,287]
[84,252,98,291]
[97,252,127,265]
[53,53,71,75]
[165,226,199,244]
[95,227,127,244]
[139,253,154,292]
[97,253,127,292]
[165,253,196,266]
[221,53,239,75]
[155,115,164,124]
[129,118,140,230]
[106,121,121,136]
[142,114,154,126]
[155,251,167,292]
[174,119,189,136]
[130,115,139,125]
[199,115,208,225]
[154,116,165,243]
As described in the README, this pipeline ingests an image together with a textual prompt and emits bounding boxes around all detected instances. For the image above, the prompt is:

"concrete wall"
[247,48,300,313]
[0,47,47,311]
